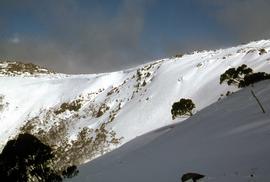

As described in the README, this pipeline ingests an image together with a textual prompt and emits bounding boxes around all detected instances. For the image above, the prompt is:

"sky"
[0,0,270,74]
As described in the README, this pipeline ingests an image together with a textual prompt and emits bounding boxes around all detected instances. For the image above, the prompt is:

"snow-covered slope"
[0,40,270,169]
[71,80,270,182]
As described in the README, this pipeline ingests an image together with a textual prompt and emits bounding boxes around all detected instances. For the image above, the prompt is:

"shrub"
[174,54,183,58]
[259,48,267,55]
[171,98,195,119]
[96,103,110,118]
[0,133,79,181]
[62,165,79,178]
[0,133,62,181]
[0,61,54,75]
[220,64,270,88]
[240,72,270,87]
[220,64,253,87]
[54,99,82,115]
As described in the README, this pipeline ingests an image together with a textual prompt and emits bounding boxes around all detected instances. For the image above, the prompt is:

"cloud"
[1,0,269,74]
[202,0,270,42]
[9,35,20,44]
[0,0,152,74]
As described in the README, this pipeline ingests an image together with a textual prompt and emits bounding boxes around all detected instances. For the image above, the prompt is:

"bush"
[259,48,267,55]
[240,72,270,87]
[54,99,82,115]
[220,64,253,87]
[220,64,270,88]
[174,54,183,58]
[171,98,195,119]
[0,133,62,181]
[62,165,79,178]
[0,133,79,181]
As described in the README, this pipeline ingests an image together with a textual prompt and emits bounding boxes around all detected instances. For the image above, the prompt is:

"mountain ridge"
[0,39,270,170]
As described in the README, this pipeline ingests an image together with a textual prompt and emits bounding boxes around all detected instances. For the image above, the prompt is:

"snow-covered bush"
[54,99,82,115]
[0,61,54,76]
[96,103,110,118]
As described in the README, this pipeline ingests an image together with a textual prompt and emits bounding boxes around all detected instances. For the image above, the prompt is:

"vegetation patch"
[108,103,122,123]
[20,106,122,172]
[132,62,161,97]
[196,62,203,67]
[21,121,122,171]
[0,95,7,112]
[0,133,78,181]
[0,95,9,119]
[54,99,82,115]
[96,103,110,118]
[220,64,268,113]
[0,61,54,76]
[259,48,267,55]
[220,64,270,88]
[107,87,119,96]
[174,54,183,58]
[218,91,234,101]
[171,98,195,119]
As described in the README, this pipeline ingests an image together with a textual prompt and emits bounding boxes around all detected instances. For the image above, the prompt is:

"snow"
[0,39,270,163]
[70,80,270,182]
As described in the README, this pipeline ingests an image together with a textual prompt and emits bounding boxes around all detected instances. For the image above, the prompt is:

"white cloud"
[9,35,20,44]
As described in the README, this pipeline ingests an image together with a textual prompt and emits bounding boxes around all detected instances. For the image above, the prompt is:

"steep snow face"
[0,40,270,167]
[71,80,270,182]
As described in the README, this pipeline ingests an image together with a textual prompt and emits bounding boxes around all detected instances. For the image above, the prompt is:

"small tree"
[220,64,253,87]
[220,64,270,88]
[171,98,195,119]
[62,165,79,178]
[220,65,270,113]
[0,133,79,181]
[0,133,62,181]
[259,48,267,55]
[240,72,270,87]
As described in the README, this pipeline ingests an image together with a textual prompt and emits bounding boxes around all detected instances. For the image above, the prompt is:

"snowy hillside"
[0,40,270,169]
[71,80,270,182]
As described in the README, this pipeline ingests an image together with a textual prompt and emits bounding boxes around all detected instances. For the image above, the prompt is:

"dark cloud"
[202,0,270,42]
[0,0,152,73]
[0,0,269,74]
